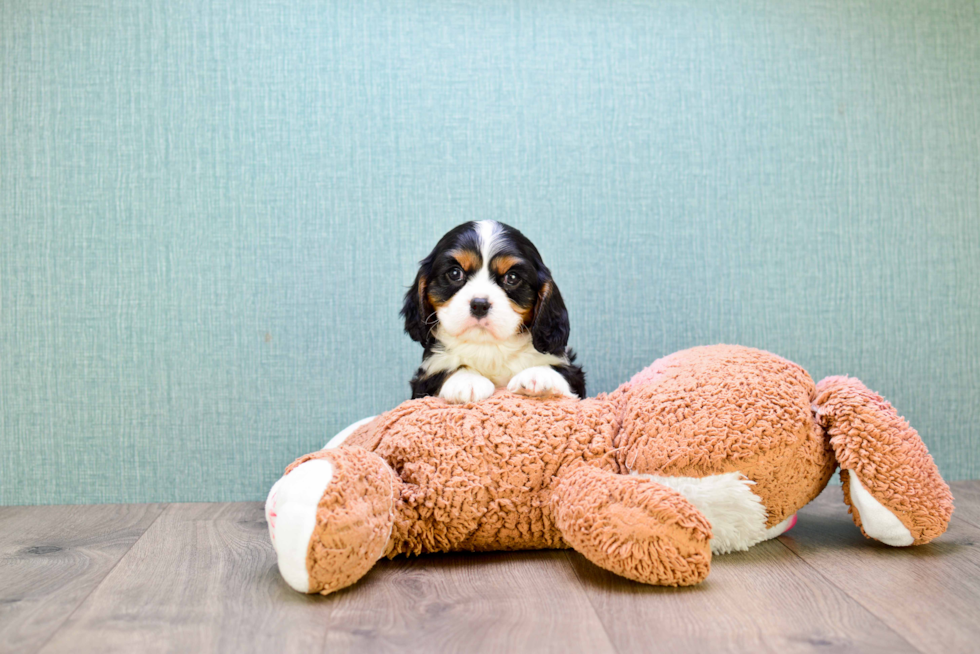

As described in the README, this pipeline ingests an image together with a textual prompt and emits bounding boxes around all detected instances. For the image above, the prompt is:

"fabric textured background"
[1,0,978,505]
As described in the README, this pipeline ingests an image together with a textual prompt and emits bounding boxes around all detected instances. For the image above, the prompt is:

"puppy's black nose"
[470,298,491,318]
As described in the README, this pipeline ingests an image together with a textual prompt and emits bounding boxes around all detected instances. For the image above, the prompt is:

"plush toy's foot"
[266,447,399,594]
[815,376,954,546]
[553,464,712,586]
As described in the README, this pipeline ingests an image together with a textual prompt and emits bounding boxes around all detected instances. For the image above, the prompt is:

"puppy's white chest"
[456,344,540,386]
[441,341,541,386]
[423,330,564,387]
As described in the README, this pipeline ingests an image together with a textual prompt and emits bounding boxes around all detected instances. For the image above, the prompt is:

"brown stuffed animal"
[265,345,953,594]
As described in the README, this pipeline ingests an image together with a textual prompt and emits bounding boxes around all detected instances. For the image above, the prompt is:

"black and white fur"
[401,220,585,403]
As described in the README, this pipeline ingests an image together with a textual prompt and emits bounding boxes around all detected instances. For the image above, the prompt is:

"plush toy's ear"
[531,277,570,356]
[401,264,435,346]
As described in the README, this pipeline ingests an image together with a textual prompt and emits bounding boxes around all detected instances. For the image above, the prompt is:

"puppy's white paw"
[507,366,574,398]
[440,369,496,404]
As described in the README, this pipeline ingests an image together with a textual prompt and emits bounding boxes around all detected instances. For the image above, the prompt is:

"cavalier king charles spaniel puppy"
[401,220,586,403]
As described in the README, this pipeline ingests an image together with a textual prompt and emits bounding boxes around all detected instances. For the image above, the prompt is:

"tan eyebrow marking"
[450,249,481,272]
[491,255,522,275]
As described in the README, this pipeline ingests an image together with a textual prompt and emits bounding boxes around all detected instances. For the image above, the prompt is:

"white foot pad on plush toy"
[632,471,770,554]
[845,470,914,546]
[265,459,334,592]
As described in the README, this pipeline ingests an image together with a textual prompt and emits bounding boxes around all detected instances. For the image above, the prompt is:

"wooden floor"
[2,481,978,654]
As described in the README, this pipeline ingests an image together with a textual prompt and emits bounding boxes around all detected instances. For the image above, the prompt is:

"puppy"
[401,220,585,403]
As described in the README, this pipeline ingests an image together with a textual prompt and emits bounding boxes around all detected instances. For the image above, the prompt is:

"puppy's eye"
[503,271,521,287]
[447,267,464,283]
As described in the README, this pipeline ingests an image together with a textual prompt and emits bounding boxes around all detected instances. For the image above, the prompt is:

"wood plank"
[0,503,165,654]
[36,502,333,653]
[948,480,980,528]
[37,502,615,654]
[780,485,980,654]
[567,534,916,653]
[16,481,979,653]
[320,550,617,654]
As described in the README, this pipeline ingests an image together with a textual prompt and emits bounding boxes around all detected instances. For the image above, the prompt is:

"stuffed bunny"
[266,345,953,594]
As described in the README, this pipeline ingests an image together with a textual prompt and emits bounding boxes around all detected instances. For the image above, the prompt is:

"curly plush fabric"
[815,376,954,545]
[347,391,623,556]
[618,345,836,527]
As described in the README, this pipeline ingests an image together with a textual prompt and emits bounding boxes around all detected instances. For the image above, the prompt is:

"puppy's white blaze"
[631,471,770,554]
[844,470,914,546]
[476,220,502,261]
[266,459,334,593]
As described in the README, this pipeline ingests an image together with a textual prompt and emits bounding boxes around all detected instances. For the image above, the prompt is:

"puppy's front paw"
[440,369,496,404]
[507,366,574,398]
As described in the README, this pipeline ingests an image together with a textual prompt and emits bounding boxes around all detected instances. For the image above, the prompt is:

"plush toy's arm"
[552,463,713,586]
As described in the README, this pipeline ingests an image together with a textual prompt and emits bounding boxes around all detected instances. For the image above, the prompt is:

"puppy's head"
[401,221,570,354]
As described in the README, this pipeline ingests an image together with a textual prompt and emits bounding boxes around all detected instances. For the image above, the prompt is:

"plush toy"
[265,345,953,594]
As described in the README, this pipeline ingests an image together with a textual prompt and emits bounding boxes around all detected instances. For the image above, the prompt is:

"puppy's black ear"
[531,278,570,356]
[401,262,435,346]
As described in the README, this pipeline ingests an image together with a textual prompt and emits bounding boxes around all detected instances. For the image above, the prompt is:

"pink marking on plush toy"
[268,490,278,536]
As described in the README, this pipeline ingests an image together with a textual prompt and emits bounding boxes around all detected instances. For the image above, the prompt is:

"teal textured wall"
[2,0,978,505]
